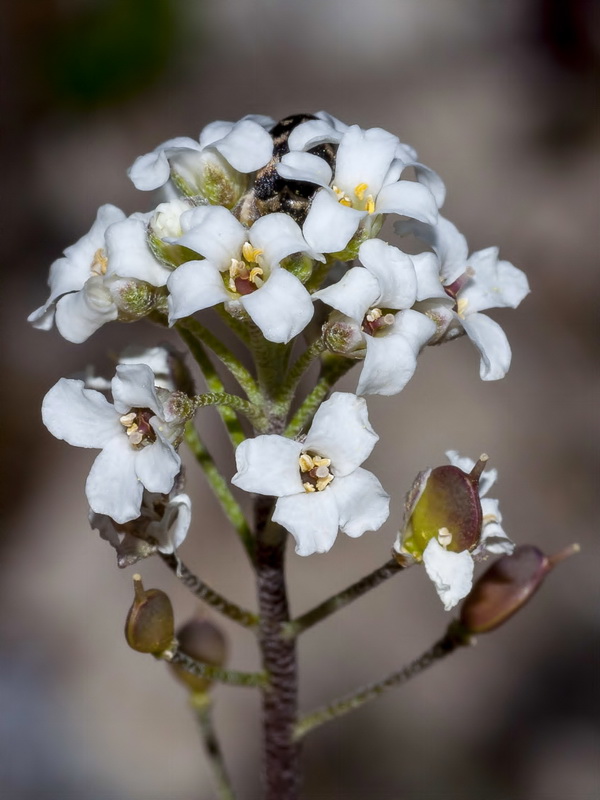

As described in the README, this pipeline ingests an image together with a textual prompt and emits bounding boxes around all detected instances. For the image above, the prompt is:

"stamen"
[362,308,395,336]
[299,450,334,493]
[242,242,263,264]
[332,185,352,207]
[91,248,108,276]
[365,195,376,214]
[456,297,469,319]
[438,527,453,548]
[354,183,368,200]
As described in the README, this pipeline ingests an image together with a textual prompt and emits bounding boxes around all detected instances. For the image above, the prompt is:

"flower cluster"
[31,111,530,606]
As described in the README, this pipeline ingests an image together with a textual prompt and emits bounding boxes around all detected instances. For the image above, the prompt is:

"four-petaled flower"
[232,393,390,555]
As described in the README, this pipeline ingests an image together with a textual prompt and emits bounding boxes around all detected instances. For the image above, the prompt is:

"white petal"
[27,303,55,331]
[303,190,364,254]
[214,120,273,172]
[272,491,340,555]
[423,538,474,611]
[135,437,180,494]
[445,451,498,496]
[462,312,512,381]
[478,498,513,555]
[167,260,230,322]
[241,268,314,343]
[54,280,118,343]
[304,392,378,475]
[250,213,321,266]
[335,126,399,197]
[331,468,390,538]
[395,216,469,285]
[128,138,202,191]
[86,436,143,523]
[411,252,448,301]
[375,181,438,224]
[199,121,235,148]
[277,152,332,187]
[105,218,170,286]
[357,331,418,396]
[42,379,120,448]
[312,267,380,321]
[358,239,418,309]
[288,119,343,151]
[177,206,246,269]
[232,436,304,496]
[393,308,437,352]
[111,364,161,415]
[463,248,530,313]
[151,493,192,553]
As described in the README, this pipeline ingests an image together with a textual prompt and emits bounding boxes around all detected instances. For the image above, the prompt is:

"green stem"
[294,624,471,739]
[285,355,354,438]
[164,648,268,688]
[247,323,292,408]
[193,392,264,426]
[283,558,406,639]
[215,304,253,347]
[177,324,246,448]
[192,695,236,800]
[184,423,254,560]
[177,318,260,404]
[160,552,258,629]
[277,338,327,404]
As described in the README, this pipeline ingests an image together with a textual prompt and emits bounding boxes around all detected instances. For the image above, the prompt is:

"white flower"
[394,450,514,611]
[42,364,183,524]
[128,116,274,197]
[28,207,171,343]
[314,239,438,395]
[277,124,440,254]
[232,393,390,555]
[396,216,530,380]
[91,489,192,565]
[167,206,323,343]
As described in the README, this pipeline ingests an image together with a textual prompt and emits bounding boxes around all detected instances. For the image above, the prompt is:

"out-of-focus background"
[2,1,599,798]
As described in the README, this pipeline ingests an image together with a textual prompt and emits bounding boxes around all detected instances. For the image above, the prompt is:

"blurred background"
[2,0,599,798]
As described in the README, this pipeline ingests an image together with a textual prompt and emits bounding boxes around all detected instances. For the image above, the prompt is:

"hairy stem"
[277,338,327,404]
[285,355,354,438]
[255,499,300,800]
[184,423,254,560]
[164,648,268,688]
[160,552,258,628]
[193,391,264,427]
[294,624,472,739]
[283,558,406,639]
[192,695,236,800]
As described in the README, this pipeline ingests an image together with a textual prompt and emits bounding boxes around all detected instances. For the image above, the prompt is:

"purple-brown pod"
[169,617,228,695]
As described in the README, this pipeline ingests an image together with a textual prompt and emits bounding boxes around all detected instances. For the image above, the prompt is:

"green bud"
[169,618,228,695]
[281,252,315,284]
[401,457,488,560]
[460,543,580,633]
[115,280,158,321]
[322,312,365,357]
[125,575,175,656]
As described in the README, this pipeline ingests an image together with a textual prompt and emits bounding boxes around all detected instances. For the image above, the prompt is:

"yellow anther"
[366,308,383,323]
[312,456,331,468]
[315,474,334,491]
[242,242,263,264]
[365,195,376,214]
[120,412,137,428]
[303,483,316,493]
[248,266,264,284]
[299,453,314,472]
[354,183,368,200]
[456,297,469,319]
[91,248,108,276]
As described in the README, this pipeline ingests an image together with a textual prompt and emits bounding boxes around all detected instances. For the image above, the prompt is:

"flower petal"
[277,152,332,187]
[303,190,364,254]
[395,216,469,285]
[412,252,447,301]
[304,392,378,475]
[376,181,438,224]
[331,468,390,538]
[423,538,474,611]
[167,260,230,322]
[241,268,314,343]
[111,364,162,416]
[463,248,530,313]
[135,437,180,494]
[288,119,344,151]
[358,239,418,309]
[461,312,512,381]
[445,451,498,496]
[105,218,170,286]
[128,138,202,191]
[232,436,304,496]
[273,491,340,555]
[357,331,418,396]
[42,379,120,448]
[54,279,118,343]
[214,120,273,172]
[177,206,246,268]
[312,267,380,321]
[151,493,192,553]
[335,126,399,197]
[86,436,143,523]
[250,212,322,266]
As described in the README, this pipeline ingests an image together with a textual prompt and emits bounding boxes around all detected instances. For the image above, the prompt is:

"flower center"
[299,451,334,493]
[444,267,474,315]
[332,183,376,214]
[119,408,156,448]
[91,248,108,276]
[361,307,395,336]
[227,242,265,295]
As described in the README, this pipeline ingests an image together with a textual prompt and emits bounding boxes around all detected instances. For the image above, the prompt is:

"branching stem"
[164,648,268,688]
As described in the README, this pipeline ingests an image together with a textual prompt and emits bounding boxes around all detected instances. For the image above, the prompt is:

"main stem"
[255,496,300,800]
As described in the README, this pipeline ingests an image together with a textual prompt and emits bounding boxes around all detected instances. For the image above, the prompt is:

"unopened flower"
[232,393,389,555]
[42,364,185,523]
[314,239,437,395]
[167,205,323,343]
[28,206,171,343]
[394,451,514,610]
[396,216,530,380]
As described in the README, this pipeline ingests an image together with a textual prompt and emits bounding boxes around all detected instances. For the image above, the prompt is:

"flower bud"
[460,543,579,633]
[169,618,228,695]
[400,457,488,560]
[147,199,199,268]
[125,575,175,656]
[112,278,159,321]
[322,312,365,357]
[171,150,249,208]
